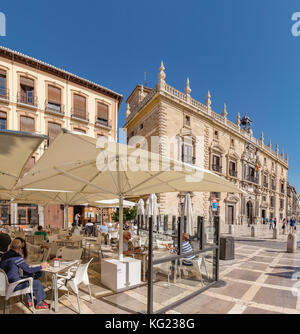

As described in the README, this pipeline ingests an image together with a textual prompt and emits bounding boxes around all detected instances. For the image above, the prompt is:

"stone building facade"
[0,46,122,227]
[124,62,289,226]
[287,183,299,219]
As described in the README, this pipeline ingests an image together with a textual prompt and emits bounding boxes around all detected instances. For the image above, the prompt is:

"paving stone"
[252,287,297,309]
[243,307,282,314]
[226,268,262,282]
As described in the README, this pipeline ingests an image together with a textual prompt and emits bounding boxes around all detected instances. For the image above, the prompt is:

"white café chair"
[179,256,208,285]
[153,262,173,287]
[55,258,93,314]
[0,269,35,314]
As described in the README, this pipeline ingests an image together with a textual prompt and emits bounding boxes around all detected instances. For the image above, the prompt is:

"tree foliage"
[112,206,137,222]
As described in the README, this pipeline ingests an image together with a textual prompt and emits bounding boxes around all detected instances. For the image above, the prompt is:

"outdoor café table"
[41,260,80,313]
[56,238,82,248]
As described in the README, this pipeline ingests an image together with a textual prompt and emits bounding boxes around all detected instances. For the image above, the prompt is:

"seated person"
[34,226,48,241]
[0,231,11,253]
[98,222,109,244]
[123,221,130,231]
[0,239,49,309]
[85,219,94,236]
[117,231,141,255]
[166,233,195,266]
[70,223,81,235]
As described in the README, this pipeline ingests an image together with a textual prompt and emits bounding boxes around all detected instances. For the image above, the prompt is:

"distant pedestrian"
[269,218,274,230]
[290,216,296,234]
[75,213,81,227]
[282,218,287,234]
[274,218,277,228]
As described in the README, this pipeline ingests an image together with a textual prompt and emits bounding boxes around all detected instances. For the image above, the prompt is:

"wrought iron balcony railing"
[45,100,65,116]
[212,164,222,173]
[17,92,38,107]
[246,175,259,184]
[0,88,9,101]
[71,108,89,122]
[95,118,112,128]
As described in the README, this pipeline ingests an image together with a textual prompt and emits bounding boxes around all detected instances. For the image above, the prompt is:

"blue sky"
[0,0,299,192]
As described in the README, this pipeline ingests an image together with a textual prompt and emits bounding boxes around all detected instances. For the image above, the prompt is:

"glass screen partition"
[144,215,220,314]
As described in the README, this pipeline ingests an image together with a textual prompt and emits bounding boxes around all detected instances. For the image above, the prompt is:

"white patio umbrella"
[183,193,194,236]
[137,199,145,216]
[0,130,47,197]
[145,194,159,231]
[137,198,145,230]
[16,129,243,260]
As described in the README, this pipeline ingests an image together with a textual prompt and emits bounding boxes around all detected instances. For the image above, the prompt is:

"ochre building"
[0,46,122,227]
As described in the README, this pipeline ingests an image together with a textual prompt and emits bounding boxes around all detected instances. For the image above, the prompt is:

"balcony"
[183,156,196,165]
[71,108,89,123]
[95,118,112,129]
[0,88,9,102]
[229,169,237,177]
[45,100,65,116]
[246,175,259,184]
[212,164,222,173]
[17,92,38,108]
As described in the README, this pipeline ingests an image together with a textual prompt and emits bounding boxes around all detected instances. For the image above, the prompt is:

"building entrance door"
[228,205,234,224]
[262,209,266,224]
[246,201,253,225]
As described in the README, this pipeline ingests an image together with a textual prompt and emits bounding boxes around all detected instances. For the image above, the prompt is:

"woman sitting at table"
[0,239,49,309]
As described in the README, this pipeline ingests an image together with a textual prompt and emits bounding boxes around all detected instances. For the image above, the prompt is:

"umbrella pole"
[64,205,69,229]
[119,195,124,261]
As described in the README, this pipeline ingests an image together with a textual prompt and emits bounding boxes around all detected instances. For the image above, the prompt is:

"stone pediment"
[180,127,193,137]
[226,151,240,161]
[210,143,225,154]
[225,194,239,203]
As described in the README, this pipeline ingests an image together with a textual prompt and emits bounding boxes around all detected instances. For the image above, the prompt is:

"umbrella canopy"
[0,130,47,195]
[95,199,136,208]
[183,193,194,236]
[16,129,243,259]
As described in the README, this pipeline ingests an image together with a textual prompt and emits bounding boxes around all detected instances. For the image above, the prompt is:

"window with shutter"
[229,161,237,177]
[48,122,61,146]
[182,144,193,164]
[97,102,109,125]
[0,69,6,98]
[20,116,35,133]
[73,94,86,119]
[0,111,6,130]
[47,85,62,112]
[212,155,221,171]
[19,77,35,105]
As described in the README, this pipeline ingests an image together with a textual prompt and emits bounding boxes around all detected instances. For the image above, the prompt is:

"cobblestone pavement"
[3,232,300,314]
[167,242,300,314]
